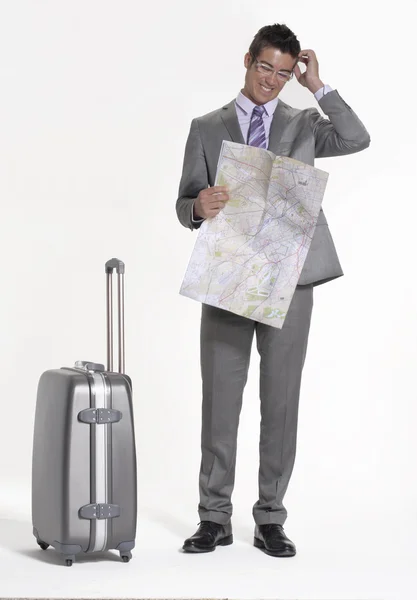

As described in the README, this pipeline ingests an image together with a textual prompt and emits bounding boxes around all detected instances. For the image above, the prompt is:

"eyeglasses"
[252,57,294,82]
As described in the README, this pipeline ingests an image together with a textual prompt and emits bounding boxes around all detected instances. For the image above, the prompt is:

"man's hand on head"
[293,49,324,94]
[194,186,230,220]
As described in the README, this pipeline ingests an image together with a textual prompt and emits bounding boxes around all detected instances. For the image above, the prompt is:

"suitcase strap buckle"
[79,503,121,520]
[78,408,122,424]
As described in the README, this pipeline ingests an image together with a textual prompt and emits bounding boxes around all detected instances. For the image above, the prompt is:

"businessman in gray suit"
[176,23,370,557]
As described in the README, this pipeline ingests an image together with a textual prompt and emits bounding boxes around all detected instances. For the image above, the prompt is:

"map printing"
[180,141,329,329]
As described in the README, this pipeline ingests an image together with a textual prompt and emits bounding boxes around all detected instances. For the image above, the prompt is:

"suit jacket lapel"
[220,101,245,144]
[268,99,292,154]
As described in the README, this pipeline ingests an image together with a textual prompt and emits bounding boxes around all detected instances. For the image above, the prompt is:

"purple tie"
[247,105,267,148]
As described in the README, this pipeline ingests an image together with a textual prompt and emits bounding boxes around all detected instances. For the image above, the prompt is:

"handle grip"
[105,258,125,373]
[105,258,125,275]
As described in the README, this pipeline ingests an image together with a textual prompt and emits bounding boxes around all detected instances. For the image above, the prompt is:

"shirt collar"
[235,90,279,117]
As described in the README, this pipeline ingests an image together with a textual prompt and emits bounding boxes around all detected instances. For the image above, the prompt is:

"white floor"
[0,504,415,600]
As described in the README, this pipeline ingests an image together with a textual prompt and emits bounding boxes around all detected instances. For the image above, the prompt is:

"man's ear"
[244,52,252,69]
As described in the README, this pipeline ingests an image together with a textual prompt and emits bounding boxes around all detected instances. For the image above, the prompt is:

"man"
[176,23,370,558]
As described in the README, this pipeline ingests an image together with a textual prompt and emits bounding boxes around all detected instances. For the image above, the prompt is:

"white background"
[0,1,416,598]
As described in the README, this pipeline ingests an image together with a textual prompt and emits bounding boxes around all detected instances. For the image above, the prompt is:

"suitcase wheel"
[120,551,132,563]
[65,558,73,567]
[37,541,49,551]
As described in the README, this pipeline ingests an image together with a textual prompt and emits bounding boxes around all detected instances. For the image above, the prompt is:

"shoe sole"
[254,536,296,557]
[182,534,233,553]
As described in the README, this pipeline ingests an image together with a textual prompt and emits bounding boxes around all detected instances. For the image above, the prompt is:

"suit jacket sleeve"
[311,89,371,158]
[176,118,209,230]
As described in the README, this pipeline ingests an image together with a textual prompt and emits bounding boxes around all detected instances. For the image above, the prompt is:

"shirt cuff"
[191,201,204,224]
[314,84,333,101]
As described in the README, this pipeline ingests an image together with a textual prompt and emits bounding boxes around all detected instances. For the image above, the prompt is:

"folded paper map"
[180,141,329,329]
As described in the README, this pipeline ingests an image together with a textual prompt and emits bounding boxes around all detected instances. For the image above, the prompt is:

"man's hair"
[249,24,301,62]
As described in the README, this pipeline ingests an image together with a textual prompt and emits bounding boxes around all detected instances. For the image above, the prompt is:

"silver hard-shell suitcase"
[32,258,137,566]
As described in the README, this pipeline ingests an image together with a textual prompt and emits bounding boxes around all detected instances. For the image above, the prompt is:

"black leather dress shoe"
[182,520,233,553]
[254,524,296,557]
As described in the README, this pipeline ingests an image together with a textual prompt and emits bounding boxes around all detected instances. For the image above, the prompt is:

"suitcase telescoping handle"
[105,258,125,374]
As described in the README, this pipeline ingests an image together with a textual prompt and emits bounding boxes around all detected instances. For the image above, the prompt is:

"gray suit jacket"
[176,89,370,286]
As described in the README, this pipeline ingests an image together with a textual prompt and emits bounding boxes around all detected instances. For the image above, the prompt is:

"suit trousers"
[198,284,314,526]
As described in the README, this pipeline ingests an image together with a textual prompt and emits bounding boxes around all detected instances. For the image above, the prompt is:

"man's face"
[242,46,297,105]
